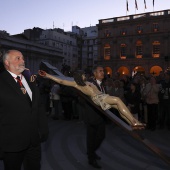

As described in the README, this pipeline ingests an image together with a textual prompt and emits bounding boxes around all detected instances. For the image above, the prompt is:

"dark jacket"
[159,80,170,103]
[0,70,49,152]
[81,78,106,125]
[89,78,106,93]
[125,89,141,114]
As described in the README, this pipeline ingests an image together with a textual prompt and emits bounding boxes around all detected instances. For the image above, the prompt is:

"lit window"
[137,25,142,34]
[120,44,126,59]
[104,30,111,37]
[153,23,159,32]
[136,40,143,58]
[152,41,160,58]
[104,44,110,60]
[120,28,127,36]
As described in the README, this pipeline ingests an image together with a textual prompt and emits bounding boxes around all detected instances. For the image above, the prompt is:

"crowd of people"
[106,71,170,131]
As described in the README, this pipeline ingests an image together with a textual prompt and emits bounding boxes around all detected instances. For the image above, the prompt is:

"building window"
[137,25,142,34]
[104,44,111,60]
[121,28,126,36]
[153,23,159,32]
[104,30,111,37]
[89,40,93,45]
[45,41,49,46]
[152,41,160,58]
[136,40,143,58]
[120,44,126,59]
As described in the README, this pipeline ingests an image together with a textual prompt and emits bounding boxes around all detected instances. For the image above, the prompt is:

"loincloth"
[91,93,111,110]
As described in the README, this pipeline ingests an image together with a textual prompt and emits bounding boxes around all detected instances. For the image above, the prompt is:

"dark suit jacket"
[81,78,107,125]
[0,70,49,152]
[89,78,106,93]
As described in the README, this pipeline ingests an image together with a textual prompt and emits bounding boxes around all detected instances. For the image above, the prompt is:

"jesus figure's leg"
[104,96,145,129]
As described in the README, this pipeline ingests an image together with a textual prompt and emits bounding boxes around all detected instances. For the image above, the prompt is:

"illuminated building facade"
[97,9,170,77]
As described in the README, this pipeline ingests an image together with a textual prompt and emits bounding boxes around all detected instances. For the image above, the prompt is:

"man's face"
[5,50,25,75]
[94,67,104,81]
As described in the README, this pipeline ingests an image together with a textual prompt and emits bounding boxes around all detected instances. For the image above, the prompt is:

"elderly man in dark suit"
[0,50,49,170]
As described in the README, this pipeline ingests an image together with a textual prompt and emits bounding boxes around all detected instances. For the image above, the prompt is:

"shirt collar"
[96,79,102,85]
[7,70,21,79]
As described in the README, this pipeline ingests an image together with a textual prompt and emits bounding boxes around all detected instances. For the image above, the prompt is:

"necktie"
[100,83,105,93]
[16,76,23,88]
[16,76,32,105]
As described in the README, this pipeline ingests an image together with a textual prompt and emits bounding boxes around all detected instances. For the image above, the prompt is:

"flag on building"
[144,0,147,9]
[135,0,138,10]
[127,0,129,11]
[153,0,155,7]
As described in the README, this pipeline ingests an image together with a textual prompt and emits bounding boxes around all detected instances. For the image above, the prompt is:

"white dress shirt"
[8,71,32,101]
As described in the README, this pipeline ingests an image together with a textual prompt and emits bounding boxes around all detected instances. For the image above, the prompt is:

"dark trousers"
[86,122,105,161]
[3,144,41,170]
[53,100,61,118]
[62,102,72,120]
[147,103,158,129]
[159,101,170,128]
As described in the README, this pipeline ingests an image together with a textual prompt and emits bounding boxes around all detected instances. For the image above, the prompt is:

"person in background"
[60,86,74,120]
[38,77,52,115]
[142,76,160,131]
[158,71,170,129]
[105,78,114,95]
[112,80,125,103]
[0,50,49,170]
[139,76,148,123]
[111,79,126,121]
[125,82,141,120]
[22,68,31,80]
[51,82,61,120]
[120,74,130,95]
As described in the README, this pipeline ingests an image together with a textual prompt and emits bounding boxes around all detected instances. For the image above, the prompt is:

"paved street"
[0,117,170,170]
